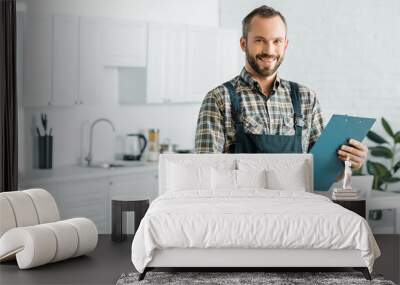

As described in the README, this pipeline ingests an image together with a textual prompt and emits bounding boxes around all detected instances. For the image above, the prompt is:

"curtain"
[0,0,18,192]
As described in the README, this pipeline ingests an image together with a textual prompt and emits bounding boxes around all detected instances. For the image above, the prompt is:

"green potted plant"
[365,117,400,191]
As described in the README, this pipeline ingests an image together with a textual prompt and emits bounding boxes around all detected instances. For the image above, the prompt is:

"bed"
[131,154,380,280]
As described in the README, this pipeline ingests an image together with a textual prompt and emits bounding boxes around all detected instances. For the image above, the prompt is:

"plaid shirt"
[195,68,324,153]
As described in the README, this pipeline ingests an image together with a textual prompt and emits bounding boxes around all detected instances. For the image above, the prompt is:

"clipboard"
[310,114,376,191]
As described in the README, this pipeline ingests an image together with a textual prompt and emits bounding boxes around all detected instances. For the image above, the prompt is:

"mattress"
[131,190,380,273]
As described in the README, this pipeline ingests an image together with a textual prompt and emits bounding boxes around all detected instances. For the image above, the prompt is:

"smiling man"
[195,5,367,170]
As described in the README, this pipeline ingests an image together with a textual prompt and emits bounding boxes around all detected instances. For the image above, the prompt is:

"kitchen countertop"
[19,161,158,185]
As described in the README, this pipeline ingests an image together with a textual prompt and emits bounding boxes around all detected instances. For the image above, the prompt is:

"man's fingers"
[338,152,362,164]
[349,139,368,152]
[338,147,365,160]
[338,139,368,172]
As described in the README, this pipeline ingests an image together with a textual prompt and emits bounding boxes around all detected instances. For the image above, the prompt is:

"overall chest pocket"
[281,115,296,136]
[242,114,265,135]
[281,115,310,138]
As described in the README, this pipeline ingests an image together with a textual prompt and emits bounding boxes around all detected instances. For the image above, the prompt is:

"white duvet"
[131,190,380,273]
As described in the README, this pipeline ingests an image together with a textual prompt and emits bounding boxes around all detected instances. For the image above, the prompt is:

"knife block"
[38,135,53,169]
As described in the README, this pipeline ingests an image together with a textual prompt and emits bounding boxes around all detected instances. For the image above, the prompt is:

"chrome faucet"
[85,118,116,166]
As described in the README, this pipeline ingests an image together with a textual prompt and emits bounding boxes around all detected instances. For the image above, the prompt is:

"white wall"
[19,0,400,191]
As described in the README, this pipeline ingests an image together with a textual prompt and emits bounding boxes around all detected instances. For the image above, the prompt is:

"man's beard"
[245,48,284,77]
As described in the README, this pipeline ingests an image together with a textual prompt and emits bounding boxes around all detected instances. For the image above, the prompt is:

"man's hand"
[337,139,368,171]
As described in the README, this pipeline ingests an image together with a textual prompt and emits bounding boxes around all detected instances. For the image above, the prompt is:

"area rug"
[116,271,396,285]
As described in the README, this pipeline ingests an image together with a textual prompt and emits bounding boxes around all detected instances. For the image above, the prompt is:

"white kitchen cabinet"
[218,29,244,83]
[23,14,52,107]
[146,24,242,104]
[147,23,187,103]
[23,14,103,107]
[52,15,79,106]
[44,178,109,234]
[23,14,83,107]
[53,15,104,106]
[79,17,103,105]
[185,26,220,102]
[100,19,147,67]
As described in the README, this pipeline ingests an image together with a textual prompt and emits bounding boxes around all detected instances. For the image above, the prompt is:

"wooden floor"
[0,235,398,285]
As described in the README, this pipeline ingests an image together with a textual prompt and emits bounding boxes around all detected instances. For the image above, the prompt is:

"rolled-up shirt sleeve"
[195,91,225,153]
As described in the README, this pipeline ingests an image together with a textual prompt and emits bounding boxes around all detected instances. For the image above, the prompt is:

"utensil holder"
[38,135,53,169]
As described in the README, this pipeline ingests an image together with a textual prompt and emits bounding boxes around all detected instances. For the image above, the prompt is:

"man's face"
[240,15,288,77]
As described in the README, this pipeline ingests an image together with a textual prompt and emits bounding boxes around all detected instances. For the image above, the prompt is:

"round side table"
[111,196,149,242]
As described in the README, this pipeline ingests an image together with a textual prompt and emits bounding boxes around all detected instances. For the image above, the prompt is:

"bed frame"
[138,248,371,280]
[137,154,372,281]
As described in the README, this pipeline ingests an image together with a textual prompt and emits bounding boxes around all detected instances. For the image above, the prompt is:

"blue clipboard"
[310,114,376,191]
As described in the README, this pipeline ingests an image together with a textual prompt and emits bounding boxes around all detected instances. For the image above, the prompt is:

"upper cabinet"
[218,29,243,84]
[185,26,220,102]
[147,23,186,103]
[22,13,242,107]
[23,14,52,107]
[52,15,79,106]
[23,14,102,107]
[23,15,148,107]
[100,19,147,67]
[146,24,242,104]
[79,17,103,105]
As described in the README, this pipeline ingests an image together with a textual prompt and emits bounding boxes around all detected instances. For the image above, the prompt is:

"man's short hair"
[242,5,287,38]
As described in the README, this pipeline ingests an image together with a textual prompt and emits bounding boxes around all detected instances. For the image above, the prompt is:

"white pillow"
[211,168,267,190]
[238,158,309,192]
[266,166,307,191]
[167,162,211,191]
[236,169,267,189]
[211,168,236,190]
[166,159,236,192]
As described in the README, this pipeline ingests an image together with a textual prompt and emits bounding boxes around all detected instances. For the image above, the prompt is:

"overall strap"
[223,81,243,132]
[288,81,304,137]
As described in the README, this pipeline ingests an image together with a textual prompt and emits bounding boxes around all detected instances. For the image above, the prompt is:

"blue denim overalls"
[223,80,304,153]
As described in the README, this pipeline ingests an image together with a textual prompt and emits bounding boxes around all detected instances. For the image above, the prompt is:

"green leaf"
[367,161,391,178]
[366,160,376,176]
[382,177,400,183]
[369,146,394,158]
[394,161,400,173]
[381,117,395,138]
[372,175,385,190]
[366,131,388,144]
[395,131,400,144]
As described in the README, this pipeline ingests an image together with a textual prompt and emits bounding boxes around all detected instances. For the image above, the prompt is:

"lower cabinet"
[24,170,158,234]
[47,178,109,233]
